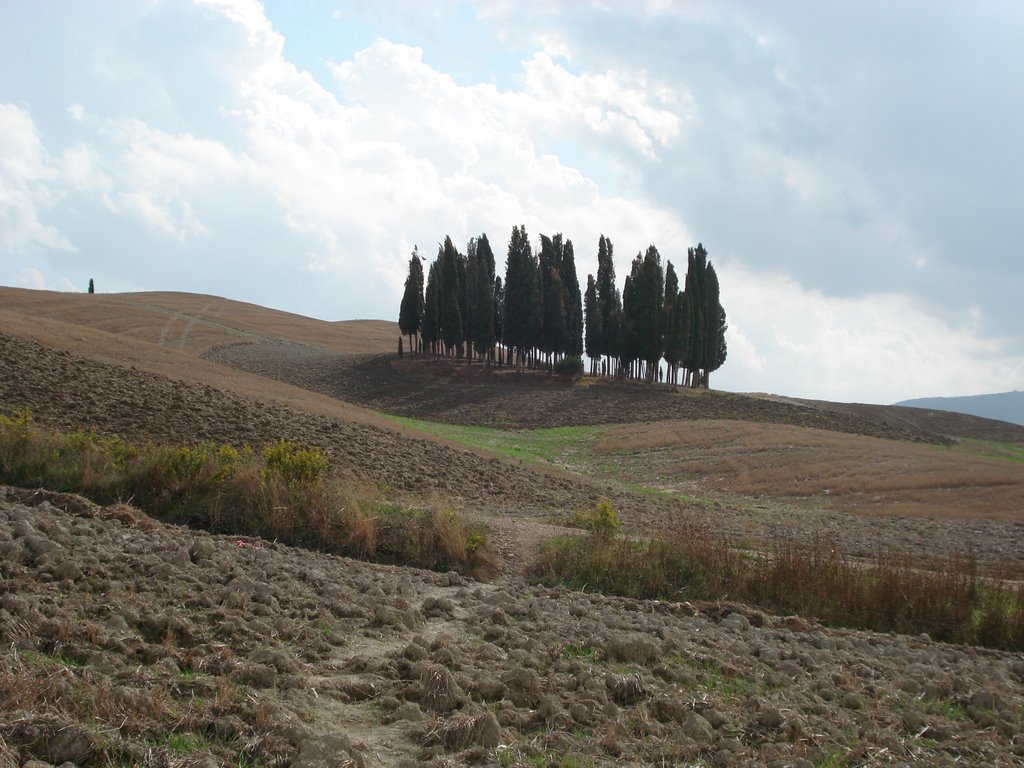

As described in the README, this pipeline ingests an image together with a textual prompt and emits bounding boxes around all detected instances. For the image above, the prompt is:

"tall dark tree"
[492,275,504,364]
[456,247,469,356]
[465,238,479,361]
[87,278,95,294]
[539,235,566,363]
[701,262,727,387]
[595,235,619,373]
[620,254,642,378]
[421,259,441,356]
[398,247,424,353]
[584,274,601,375]
[635,245,664,381]
[683,243,708,385]
[470,234,497,362]
[561,238,583,357]
[661,260,680,382]
[439,237,463,356]
[502,225,540,368]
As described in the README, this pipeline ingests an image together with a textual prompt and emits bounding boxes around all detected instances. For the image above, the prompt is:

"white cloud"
[15,267,46,289]
[3,1,1020,401]
[14,267,78,293]
[0,104,74,253]
[718,262,1021,403]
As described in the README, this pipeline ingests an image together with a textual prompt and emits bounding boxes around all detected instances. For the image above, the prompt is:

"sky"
[1,1,1022,404]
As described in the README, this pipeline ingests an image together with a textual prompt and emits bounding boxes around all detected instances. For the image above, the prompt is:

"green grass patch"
[561,643,597,660]
[954,438,1024,463]
[381,414,599,467]
[0,409,496,579]
[922,698,968,721]
[159,732,209,754]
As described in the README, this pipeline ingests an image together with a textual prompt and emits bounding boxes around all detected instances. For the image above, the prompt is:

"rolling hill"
[3,285,1024,767]
[897,390,1024,427]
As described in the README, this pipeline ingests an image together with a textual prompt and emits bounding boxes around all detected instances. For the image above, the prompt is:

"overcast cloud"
[1,1,1021,403]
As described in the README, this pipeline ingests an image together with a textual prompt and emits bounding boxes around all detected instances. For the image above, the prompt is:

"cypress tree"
[584,274,601,375]
[440,237,464,356]
[636,245,664,382]
[539,235,566,364]
[465,238,479,362]
[620,255,642,378]
[421,259,441,357]
[502,225,540,368]
[493,275,504,365]
[662,260,680,383]
[702,261,727,387]
[471,234,497,362]
[561,238,583,357]
[398,247,424,353]
[683,243,708,386]
[595,235,619,374]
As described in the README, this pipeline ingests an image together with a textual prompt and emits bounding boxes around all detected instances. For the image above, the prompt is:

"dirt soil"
[3,488,1024,768]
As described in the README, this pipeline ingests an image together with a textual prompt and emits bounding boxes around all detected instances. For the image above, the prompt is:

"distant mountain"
[895,391,1024,427]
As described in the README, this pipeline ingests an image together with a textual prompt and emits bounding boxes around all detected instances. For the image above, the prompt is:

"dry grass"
[595,419,1024,521]
[0,287,396,357]
[533,518,1024,650]
[0,410,495,578]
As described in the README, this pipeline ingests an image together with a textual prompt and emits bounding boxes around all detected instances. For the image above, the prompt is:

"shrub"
[262,439,327,485]
[553,355,584,377]
[571,498,618,539]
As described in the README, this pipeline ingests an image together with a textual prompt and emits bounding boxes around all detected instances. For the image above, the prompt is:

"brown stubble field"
[594,419,1024,522]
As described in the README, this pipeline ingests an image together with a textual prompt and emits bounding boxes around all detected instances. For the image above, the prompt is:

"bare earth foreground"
[2,287,1024,767]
